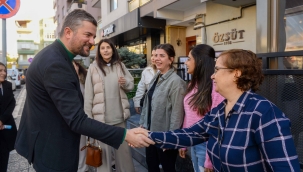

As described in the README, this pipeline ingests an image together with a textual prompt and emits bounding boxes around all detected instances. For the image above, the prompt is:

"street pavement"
[7,85,148,172]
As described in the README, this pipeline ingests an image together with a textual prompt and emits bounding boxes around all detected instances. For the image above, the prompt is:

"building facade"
[53,0,101,67]
[94,0,166,66]
[15,19,40,69]
[51,0,303,167]
[53,0,101,38]
[39,17,56,51]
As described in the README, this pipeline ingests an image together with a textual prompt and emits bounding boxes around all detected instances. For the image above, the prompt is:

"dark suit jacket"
[0,80,17,151]
[15,40,125,172]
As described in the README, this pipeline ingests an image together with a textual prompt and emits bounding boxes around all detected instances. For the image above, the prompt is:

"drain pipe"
[201,14,207,44]
[201,4,255,28]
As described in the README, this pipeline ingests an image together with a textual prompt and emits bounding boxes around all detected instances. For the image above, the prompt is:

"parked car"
[6,76,16,91]
[7,69,21,88]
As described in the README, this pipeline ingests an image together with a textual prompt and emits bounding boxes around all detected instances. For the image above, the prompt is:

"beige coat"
[84,61,134,123]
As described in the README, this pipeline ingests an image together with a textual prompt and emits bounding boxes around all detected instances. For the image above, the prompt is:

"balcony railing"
[128,0,151,12]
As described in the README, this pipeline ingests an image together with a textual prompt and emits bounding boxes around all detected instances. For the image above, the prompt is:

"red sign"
[0,0,20,19]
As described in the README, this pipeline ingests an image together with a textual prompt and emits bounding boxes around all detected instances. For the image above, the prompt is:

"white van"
[6,76,16,91]
[7,69,21,88]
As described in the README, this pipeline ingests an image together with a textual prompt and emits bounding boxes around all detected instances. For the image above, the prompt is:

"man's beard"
[78,46,90,57]
[70,38,91,57]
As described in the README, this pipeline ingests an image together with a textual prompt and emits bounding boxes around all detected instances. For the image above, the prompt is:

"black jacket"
[15,40,125,172]
[0,80,17,151]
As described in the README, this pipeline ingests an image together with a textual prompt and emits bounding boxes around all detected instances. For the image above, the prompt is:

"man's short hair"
[59,9,97,38]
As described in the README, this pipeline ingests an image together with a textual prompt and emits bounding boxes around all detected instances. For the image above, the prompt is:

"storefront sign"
[213,29,245,46]
[103,24,115,37]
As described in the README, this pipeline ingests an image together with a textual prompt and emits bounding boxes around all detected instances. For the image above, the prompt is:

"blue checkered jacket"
[149,90,300,172]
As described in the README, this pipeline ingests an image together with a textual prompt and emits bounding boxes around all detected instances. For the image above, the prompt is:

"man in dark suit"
[15,9,154,172]
[0,62,17,172]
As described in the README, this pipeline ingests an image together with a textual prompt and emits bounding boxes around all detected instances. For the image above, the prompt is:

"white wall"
[186,25,201,38]
[205,2,256,52]
[183,3,206,19]
[101,0,128,28]
[166,3,206,26]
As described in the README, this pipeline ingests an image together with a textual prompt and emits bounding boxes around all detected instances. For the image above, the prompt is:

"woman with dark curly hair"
[137,49,300,172]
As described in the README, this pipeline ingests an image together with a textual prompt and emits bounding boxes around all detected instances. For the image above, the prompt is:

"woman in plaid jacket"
[140,49,300,172]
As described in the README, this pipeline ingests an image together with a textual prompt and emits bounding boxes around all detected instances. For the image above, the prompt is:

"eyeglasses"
[214,66,233,74]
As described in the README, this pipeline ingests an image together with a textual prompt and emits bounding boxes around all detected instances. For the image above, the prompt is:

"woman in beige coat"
[84,39,135,172]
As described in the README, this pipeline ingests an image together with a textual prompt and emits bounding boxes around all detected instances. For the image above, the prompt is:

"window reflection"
[283,56,303,69]
[283,2,303,70]
[285,13,303,51]
[127,43,145,54]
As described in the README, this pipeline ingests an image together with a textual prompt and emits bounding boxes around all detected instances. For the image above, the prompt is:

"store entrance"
[186,36,196,56]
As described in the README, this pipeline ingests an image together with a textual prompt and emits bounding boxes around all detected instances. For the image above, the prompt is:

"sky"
[13,0,54,19]
[0,0,55,55]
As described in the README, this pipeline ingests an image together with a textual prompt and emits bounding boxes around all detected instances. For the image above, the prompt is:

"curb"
[13,86,26,119]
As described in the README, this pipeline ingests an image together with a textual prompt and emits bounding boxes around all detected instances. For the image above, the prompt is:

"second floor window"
[110,0,118,12]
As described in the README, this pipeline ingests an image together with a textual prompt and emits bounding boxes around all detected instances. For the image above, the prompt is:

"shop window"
[285,12,303,51]
[128,43,145,54]
[284,56,303,69]
[110,0,118,12]
[282,2,303,70]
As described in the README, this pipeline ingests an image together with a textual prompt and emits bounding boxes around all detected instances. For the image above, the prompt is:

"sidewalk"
[8,86,33,172]
[7,87,148,172]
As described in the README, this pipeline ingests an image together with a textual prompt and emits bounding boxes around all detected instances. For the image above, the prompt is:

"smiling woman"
[146,49,301,172]
[139,43,187,172]
[0,62,17,172]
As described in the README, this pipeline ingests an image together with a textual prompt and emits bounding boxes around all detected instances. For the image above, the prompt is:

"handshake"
[124,127,155,148]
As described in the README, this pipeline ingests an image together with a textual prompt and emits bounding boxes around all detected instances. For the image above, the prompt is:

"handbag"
[81,137,102,167]
[175,154,194,172]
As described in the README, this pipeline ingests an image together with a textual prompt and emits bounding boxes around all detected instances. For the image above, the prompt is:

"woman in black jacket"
[0,62,17,172]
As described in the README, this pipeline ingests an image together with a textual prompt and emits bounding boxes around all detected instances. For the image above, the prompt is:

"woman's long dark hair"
[95,39,125,76]
[73,61,87,84]
[187,44,215,116]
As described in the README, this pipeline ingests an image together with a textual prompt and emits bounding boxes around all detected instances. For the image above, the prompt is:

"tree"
[117,47,146,69]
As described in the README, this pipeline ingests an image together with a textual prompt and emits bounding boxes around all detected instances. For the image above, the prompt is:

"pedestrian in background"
[84,38,135,172]
[179,44,223,172]
[140,43,187,172]
[144,49,301,172]
[15,9,154,172]
[72,60,89,172]
[133,45,158,114]
[0,62,17,172]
